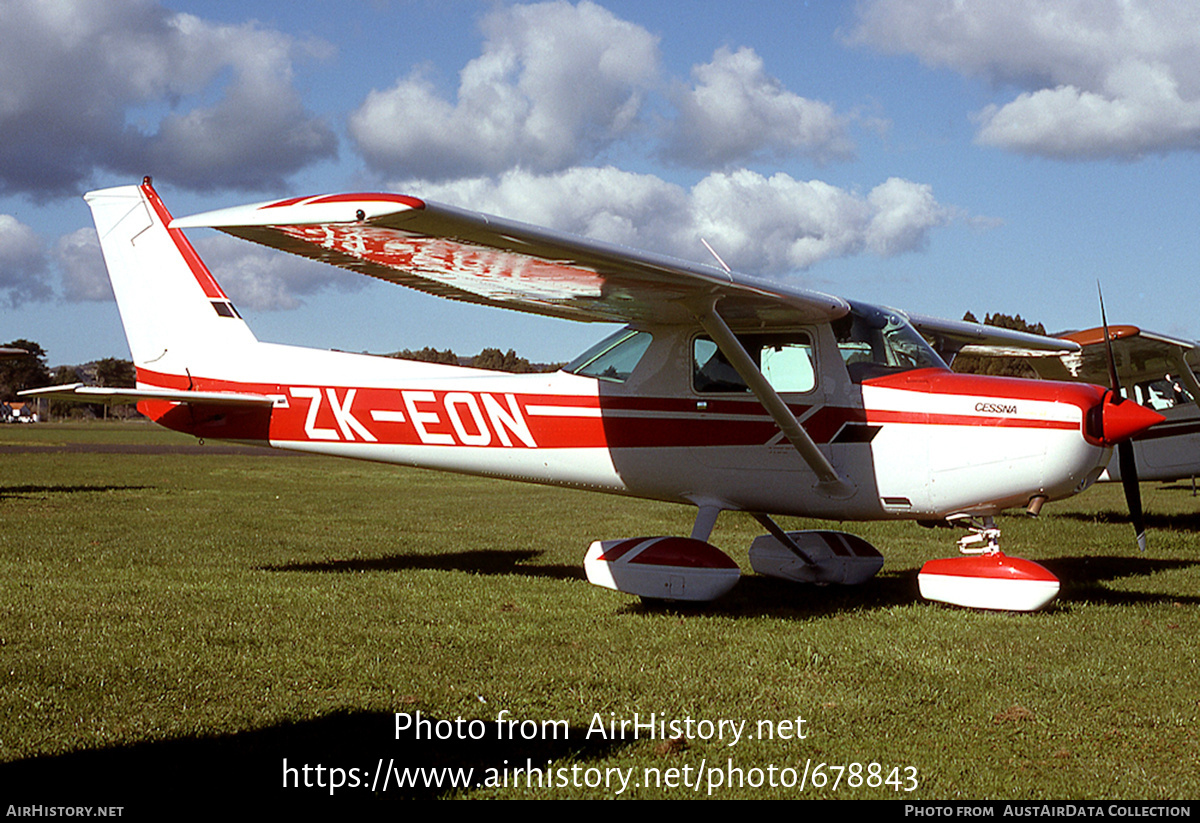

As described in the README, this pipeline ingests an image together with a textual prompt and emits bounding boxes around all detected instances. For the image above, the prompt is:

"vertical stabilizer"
[84,178,257,376]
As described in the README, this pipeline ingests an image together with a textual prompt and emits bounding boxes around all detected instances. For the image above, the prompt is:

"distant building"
[2,401,37,423]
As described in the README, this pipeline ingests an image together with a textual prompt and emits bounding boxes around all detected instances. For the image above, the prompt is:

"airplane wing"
[945,321,1200,400]
[1040,326,1200,400]
[905,312,1081,363]
[170,193,850,328]
[19,383,276,407]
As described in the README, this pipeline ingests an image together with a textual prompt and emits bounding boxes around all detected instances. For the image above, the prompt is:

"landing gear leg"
[951,515,1001,555]
[690,505,722,542]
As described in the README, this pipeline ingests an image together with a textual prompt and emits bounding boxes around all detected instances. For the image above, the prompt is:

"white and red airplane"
[26,178,1165,611]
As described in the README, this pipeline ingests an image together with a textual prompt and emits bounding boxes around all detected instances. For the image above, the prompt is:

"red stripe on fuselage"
[864,368,1107,407]
[133,366,1090,450]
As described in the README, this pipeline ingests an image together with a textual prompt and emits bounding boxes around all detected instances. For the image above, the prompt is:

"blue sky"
[2,0,1198,366]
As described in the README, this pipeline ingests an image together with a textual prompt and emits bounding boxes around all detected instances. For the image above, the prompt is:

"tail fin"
[84,178,257,377]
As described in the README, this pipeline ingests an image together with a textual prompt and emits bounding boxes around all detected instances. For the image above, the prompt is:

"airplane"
[23,178,1165,612]
[960,324,1200,486]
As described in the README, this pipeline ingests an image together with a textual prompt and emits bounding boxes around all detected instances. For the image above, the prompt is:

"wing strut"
[692,299,854,499]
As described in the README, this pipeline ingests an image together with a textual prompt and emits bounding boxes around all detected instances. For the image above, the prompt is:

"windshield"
[832,304,946,383]
[564,329,653,383]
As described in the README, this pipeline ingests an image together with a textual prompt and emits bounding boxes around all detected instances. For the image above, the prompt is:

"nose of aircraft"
[1098,392,1165,445]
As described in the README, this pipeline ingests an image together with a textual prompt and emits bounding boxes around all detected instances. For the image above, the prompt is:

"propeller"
[1098,284,1147,551]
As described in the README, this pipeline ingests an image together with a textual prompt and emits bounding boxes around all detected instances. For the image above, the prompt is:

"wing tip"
[170,193,425,230]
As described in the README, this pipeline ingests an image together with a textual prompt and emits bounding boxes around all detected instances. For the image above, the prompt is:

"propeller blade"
[1099,281,1148,551]
[1098,282,1121,397]
[1118,440,1146,552]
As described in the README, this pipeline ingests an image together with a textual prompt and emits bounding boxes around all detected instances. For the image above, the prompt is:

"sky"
[2,0,1199,367]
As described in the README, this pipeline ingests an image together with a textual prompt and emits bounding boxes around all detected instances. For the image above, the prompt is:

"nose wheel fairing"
[917,517,1060,612]
[918,553,1059,612]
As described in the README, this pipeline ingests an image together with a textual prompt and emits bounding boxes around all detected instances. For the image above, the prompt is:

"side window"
[693,332,817,394]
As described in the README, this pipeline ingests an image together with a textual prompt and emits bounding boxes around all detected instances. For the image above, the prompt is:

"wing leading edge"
[907,312,1082,363]
[170,193,850,328]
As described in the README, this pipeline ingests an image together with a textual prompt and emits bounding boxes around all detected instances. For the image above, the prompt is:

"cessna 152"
[26,179,1164,611]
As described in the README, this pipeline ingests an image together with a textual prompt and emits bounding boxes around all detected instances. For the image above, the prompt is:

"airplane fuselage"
[135,320,1115,523]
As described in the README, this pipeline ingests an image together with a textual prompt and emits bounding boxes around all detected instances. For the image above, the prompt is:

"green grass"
[0,422,1197,802]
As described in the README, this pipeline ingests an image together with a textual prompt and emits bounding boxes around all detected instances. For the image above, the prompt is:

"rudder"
[85,178,257,376]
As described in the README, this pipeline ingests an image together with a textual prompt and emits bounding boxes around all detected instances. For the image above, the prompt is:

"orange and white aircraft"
[26,178,1164,611]
[979,324,1200,486]
[962,323,1200,550]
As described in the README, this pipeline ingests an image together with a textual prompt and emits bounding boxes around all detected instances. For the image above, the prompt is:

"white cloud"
[974,60,1200,159]
[195,235,368,312]
[396,167,689,251]
[348,1,659,179]
[0,215,51,306]
[0,0,336,198]
[851,0,1200,159]
[663,47,855,167]
[54,228,112,302]
[689,171,947,271]
[394,167,950,275]
[866,177,948,256]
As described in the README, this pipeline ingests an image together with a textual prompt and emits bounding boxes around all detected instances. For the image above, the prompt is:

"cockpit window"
[565,329,653,383]
[693,332,817,394]
[832,304,946,383]
[1134,376,1194,411]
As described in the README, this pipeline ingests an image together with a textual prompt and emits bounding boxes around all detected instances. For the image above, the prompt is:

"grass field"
[1,421,1197,804]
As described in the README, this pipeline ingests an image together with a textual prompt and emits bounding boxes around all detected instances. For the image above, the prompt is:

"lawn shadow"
[1039,554,1200,605]
[0,483,150,499]
[619,552,1200,617]
[0,710,633,808]
[265,549,923,612]
[620,570,923,619]
[261,549,585,581]
[1155,482,1200,493]
[1056,509,1200,532]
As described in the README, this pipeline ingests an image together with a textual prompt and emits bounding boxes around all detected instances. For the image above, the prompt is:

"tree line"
[387,346,565,373]
[948,311,1047,378]
[1,339,569,404]
[1,339,136,419]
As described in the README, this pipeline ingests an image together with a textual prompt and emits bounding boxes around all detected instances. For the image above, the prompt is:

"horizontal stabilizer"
[20,383,276,407]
